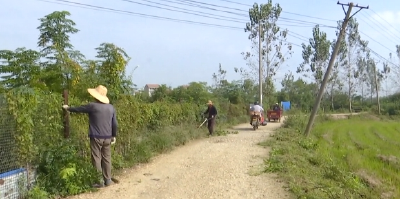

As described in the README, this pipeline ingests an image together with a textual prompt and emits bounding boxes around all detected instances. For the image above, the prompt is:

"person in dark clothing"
[62,85,118,188]
[204,100,217,136]
[273,103,281,111]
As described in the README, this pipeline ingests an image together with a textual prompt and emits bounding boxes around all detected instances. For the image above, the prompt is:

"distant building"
[133,89,142,96]
[144,84,160,97]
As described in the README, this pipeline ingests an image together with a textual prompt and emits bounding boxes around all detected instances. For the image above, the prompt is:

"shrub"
[5,88,247,197]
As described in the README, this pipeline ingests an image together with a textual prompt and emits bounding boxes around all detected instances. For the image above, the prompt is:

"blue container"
[0,168,27,199]
[281,101,291,111]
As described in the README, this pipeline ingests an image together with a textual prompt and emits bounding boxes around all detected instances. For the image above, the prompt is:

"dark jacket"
[68,102,118,139]
[204,105,218,119]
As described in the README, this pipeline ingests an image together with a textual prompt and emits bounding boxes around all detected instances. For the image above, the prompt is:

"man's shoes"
[104,179,114,187]
[92,183,104,188]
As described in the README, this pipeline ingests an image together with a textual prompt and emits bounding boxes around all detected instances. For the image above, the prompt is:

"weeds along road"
[69,120,291,199]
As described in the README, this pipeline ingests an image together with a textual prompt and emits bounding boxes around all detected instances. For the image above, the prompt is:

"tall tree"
[37,11,82,92]
[367,58,383,114]
[337,18,366,112]
[95,43,132,101]
[389,45,400,88]
[329,39,346,110]
[297,25,331,91]
[280,71,295,101]
[0,48,45,90]
[235,0,292,105]
[381,62,391,97]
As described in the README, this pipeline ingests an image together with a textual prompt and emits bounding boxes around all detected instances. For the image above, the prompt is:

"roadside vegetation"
[262,112,400,199]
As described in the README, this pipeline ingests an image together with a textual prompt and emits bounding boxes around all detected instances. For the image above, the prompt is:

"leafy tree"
[212,63,227,89]
[328,39,345,110]
[297,25,331,91]
[389,45,400,87]
[241,79,257,103]
[37,10,82,92]
[151,84,171,102]
[366,58,383,114]
[337,18,367,112]
[381,62,391,97]
[236,0,292,105]
[95,43,133,101]
[280,71,295,101]
[0,48,45,90]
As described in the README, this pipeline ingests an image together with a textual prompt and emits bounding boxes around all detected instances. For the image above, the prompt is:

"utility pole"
[258,22,263,106]
[265,29,270,106]
[304,2,369,137]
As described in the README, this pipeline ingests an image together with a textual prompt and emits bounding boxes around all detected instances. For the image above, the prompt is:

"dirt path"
[69,121,291,199]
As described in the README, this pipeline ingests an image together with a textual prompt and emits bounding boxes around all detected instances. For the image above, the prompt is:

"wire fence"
[0,94,27,199]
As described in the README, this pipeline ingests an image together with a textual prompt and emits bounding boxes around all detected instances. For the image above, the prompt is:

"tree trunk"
[331,90,334,111]
[370,84,373,103]
[348,55,352,113]
[373,66,381,115]
[361,82,364,106]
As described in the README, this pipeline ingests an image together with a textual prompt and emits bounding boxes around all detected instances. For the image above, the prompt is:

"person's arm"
[67,103,93,113]
[111,109,118,137]
[204,108,209,115]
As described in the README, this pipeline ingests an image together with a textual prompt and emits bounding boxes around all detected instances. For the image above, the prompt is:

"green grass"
[262,114,400,199]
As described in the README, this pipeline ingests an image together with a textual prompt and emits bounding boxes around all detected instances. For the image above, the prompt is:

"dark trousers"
[90,138,112,181]
[207,118,215,135]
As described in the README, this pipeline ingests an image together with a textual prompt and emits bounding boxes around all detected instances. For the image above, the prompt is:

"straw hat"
[207,100,213,105]
[87,85,110,104]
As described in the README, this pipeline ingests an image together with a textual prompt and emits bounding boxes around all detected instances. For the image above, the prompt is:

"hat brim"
[88,88,110,104]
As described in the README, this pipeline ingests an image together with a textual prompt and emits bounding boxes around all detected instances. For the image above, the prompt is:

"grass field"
[262,114,400,199]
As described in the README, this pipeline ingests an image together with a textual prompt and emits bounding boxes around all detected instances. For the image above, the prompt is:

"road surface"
[68,121,291,199]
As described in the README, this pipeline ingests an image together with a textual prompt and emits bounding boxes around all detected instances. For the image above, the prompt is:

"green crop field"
[262,115,400,199]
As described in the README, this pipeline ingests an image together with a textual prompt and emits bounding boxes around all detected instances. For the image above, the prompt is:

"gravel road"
[68,121,291,199]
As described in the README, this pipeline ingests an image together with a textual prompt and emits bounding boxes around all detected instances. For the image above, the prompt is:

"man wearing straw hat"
[62,85,118,188]
[204,100,218,136]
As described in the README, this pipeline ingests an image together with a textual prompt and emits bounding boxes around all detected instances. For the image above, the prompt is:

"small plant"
[27,185,49,199]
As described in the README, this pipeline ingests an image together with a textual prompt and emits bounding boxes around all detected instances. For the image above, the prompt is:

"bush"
[5,88,247,197]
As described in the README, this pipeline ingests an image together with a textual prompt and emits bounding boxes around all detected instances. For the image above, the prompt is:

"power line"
[176,0,248,13]
[157,0,247,17]
[124,0,338,29]
[369,8,400,35]
[358,12,400,43]
[358,30,395,54]
[121,0,247,23]
[37,0,244,30]
[36,0,396,67]
[216,0,337,22]
[216,0,250,7]
[158,0,339,25]
[139,0,246,21]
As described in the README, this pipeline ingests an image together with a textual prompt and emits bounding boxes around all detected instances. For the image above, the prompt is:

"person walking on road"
[62,85,118,188]
[204,100,217,136]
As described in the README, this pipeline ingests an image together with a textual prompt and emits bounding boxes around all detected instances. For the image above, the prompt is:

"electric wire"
[138,0,247,21]
[370,8,400,35]
[36,0,244,30]
[215,0,338,22]
[36,0,396,67]
[359,12,400,43]
[155,0,338,27]
[121,0,247,23]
